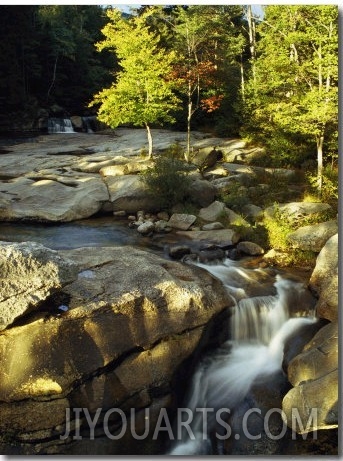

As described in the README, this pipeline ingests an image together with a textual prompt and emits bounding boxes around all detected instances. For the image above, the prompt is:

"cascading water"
[48,117,74,133]
[168,258,316,455]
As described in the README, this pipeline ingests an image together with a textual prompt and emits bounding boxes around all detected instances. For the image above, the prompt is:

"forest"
[0,5,338,184]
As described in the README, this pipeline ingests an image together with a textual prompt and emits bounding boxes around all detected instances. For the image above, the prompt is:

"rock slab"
[309,233,338,322]
[0,241,78,331]
[0,246,232,454]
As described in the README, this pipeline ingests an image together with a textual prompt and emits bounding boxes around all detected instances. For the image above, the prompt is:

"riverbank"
[0,128,338,455]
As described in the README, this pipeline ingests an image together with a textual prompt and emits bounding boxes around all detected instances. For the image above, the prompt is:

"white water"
[169,258,316,455]
[48,117,74,133]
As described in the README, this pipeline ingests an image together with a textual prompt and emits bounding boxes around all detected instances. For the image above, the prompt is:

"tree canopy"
[242,5,338,180]
[0,4,338,190]
[90,8,180,157]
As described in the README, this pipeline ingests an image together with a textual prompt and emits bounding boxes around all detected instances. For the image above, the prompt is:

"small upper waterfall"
[48,117,74,133]
[168,258,316,455]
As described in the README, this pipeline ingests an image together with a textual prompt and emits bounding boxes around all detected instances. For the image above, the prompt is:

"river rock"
[167,213,197,230]
[282,321,338,433]
[202,222,224,231]
[0,242,78,331]
[0,246,232,453]
[309,234,338,322]
[187,178,216,207]
[0,175,109,222]
[198,201,250,228]
[176,229,240,246]
[242,203,264,221]
[237,241,264,256]
[287,220,338,252]
[154,220,171,233]
[198,200,228,222]
[137,221,155,235]
[168,245,192,259]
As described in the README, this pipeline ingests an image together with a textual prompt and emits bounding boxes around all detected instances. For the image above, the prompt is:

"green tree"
[0,6,41,111]
[147,6,246,159]
[90,8,180,158]
[37,5,112,110]
[243,6,338,190]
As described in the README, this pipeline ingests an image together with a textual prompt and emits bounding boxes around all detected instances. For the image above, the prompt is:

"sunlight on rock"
[19,377,63,397]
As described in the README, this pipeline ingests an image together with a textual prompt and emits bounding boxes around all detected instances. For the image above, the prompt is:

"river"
[0,217,330,455]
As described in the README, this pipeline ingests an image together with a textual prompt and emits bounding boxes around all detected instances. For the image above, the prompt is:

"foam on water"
[169,260,316,455]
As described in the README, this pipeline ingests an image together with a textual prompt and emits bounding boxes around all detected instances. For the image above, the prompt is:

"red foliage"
[170,60,217,87]
[200,94,224,112]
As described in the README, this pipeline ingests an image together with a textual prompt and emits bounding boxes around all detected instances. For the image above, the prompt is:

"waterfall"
[168,258,316,455]
[48,117,74,133]
[82,115,97,133]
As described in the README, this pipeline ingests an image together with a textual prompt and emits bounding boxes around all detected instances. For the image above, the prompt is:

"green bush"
[262,203,335,265]
[141,155,192,210]
[219,182,250,211]
[306,165,338,207]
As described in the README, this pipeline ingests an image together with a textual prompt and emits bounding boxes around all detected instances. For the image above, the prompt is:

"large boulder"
[282,233,338,436]
[282,322,338,433]
[168,213,197,230]
[309,234,338,322]
[198,201,250,228]
[0,242,78,331]
[0,175,109,222]
[264,201,332,220]
[237,241,264,256]
[0,246,232,453]
[104,175,160,213]
[192,146,222,171]
[187,178,216,207]
[198,200,228,222]
[287,220,338,252]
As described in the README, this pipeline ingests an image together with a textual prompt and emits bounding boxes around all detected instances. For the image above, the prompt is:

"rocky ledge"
[282,234,338,435]
[0,243,232,454]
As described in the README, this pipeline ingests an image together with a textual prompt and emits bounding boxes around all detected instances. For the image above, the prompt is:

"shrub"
[141,155,192,210]
[261,203,335,266]
[305,166,338,208]
[219,182,250,211]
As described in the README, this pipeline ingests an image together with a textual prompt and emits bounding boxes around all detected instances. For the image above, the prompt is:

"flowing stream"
[48,117,74,133]
[0,218,319,454]
[168,258,316,455]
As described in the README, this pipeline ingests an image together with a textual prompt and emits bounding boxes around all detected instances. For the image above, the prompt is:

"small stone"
[154,220,170,233]
[113,210,126,217]
[202,222,224,231]
[137,221,155,236]
[168,245,192,259]
[157,211,169,221]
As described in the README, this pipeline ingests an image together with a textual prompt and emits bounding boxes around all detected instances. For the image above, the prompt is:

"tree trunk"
[146,123,153,159]
[47,54,58,101]
[316,133,324,193]
[240,53,245,101]
[247,5,256,85]
[185,90,192,163]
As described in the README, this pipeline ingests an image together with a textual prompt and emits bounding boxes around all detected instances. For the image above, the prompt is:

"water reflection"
[0,217,141,250]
